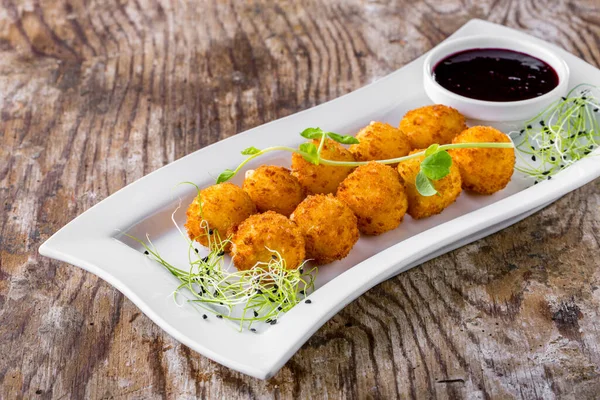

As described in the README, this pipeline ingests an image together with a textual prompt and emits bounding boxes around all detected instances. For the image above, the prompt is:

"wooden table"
[2,0,600,398]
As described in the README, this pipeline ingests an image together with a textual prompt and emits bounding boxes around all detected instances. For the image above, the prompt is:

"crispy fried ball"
[450,126,515,195]
[185,183,256,250]
[397,150,462,219]
[290,194,359,265]
[291,138,355,195]
[231,211,306,271]
[336,162,408,235]
[243,165,305,216]
[349,121,412,166]
[399,104,467,149]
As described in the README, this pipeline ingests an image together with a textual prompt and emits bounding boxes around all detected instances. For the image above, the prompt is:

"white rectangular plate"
[39,19,600,379]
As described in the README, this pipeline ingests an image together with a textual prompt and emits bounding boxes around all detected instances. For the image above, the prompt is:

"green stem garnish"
[217,127,513,197]
[510,84,599,182]
[127,218,317,332]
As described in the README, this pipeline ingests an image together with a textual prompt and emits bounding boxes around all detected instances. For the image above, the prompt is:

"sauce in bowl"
[433,48,559,102]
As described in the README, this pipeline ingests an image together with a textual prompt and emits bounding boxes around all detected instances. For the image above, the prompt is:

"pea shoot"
[217,127,513,196]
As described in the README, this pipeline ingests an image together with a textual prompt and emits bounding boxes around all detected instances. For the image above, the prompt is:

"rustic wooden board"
[1,0,600,398]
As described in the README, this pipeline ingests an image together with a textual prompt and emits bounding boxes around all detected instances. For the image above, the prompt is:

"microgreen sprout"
[127,219,317,332]
[509,84,600,181]
[217,127,513,196]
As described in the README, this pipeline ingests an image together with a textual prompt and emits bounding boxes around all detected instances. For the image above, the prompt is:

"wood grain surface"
[1,0,600,398]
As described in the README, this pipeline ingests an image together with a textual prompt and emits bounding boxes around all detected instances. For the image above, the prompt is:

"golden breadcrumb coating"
[397,150,462,219]
[291,138,355,195]
[349,121,412,166]
[290,194,359,265]
[185,183,256,251]
[399,104,467,149]
[231,211,305,271]
[243,165,305,216]
[336,162,408,235]
[450,126,515,195]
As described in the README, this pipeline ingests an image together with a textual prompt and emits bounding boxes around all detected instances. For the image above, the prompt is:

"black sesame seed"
[561,96,567,101]
[277,306,283,311]
[203,314,208,320]
[548,176,552,180]
[305,299,312,304]
[270,320,277,325]
[527,125,532,129]
[584,150,591,155]
[549,140,554,145]
[531,155,536,162]
[217,251,225,257]
[299,290,305,295]
[594,108,599,112]
[201,256,209,263]
[208,229,214,235]
[540,120,545,126]
[219,302,223,305]
[534,181,538,185]
[551,157,556,161]
[265,318,272,323]
[253,310,259,317]
[560,165,564,168]
[194,248,199,253]
[256,289,263,295]
[250,328,257,332]
[542,171,550,175]
[299,268,304,274]
[271,254,277,260]
[144,250,149,255]
[269,297,275,303]
[520,129,525,134]
[216,315,223,319]
[590,145,595,149]
[273,284,278,290]
[582,96,587,100]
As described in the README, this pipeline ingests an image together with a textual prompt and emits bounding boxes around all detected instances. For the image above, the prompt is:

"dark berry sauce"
[433,48,559,102]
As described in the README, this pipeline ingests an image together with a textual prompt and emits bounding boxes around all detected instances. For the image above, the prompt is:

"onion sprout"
[510,84,600,182]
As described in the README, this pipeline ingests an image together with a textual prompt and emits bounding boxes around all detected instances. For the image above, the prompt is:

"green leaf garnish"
[416,170,437,196]
[241,146,261,155]
[424,143,439,157]
[327,132,360,145]
[300,127,324,140]
[420,150,452,180]
[299,142,319,163]
[216,169,235,184]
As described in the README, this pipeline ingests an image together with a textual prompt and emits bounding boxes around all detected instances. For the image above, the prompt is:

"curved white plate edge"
[36,19,600,380]
[261,197,559,378]
[260,164,598,379]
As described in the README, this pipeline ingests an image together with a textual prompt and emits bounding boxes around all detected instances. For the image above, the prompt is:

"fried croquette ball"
[185,183,256,250]
[291,138,355,195]
[399,104,467,149]
[397,150,462,219]
[336,162,408,235]
[349,121,412,165]
[450,126,515,195]
[243,165,305,216]
[231,211,306,271]
[291,194,359,265]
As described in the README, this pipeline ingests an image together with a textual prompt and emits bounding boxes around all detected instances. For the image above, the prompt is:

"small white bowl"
[423,36,570,121]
